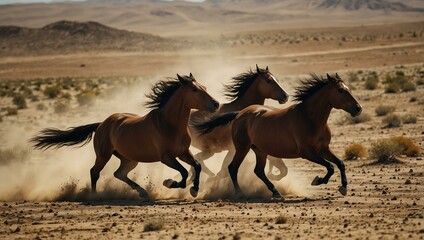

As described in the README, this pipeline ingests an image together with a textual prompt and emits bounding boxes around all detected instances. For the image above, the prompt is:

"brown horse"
[195,74,362,198]
[189,65,289,181]
[31,74,219,198]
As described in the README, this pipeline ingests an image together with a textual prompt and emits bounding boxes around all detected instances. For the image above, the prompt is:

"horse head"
[255,65,289,104]
[327,73,362,117]
[178,73,219,113]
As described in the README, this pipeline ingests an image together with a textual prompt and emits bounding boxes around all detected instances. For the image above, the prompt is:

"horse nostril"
[356,105,362,113]
[213,101,219,108]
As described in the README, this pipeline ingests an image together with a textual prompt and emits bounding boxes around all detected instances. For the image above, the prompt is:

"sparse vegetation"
[143,219,164,232]
[390,136,421,157]
[44,85,62,99]
[375,105,395,116]
[383,114,402,128]
[370,139,403,163]
[275,215,288,224]
[13,94,27,109]
[344,143,367,160]
[345,112,371,124]
[384,72,416,93]
[364,74,379,90]
[402,114,417,124]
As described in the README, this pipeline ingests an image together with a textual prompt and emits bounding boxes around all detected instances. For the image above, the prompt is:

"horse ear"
[266,66,269,71]
[256,64,260,72]
[335,73,340,79]
[189,72,194,79]
[327,73,335,82]
[177,74,187,85]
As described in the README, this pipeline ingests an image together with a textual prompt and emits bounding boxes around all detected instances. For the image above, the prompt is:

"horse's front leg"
[303,150,334,186]
[179,150,201,197]
[320,147,348,196]
[161,156,188,189]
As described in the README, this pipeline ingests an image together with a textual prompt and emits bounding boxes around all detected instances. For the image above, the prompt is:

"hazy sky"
[0,0,203,4]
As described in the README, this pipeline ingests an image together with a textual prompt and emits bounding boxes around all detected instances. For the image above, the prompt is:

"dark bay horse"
[195,74,362,198]
[189,65,289,180]
[31,74,219,198]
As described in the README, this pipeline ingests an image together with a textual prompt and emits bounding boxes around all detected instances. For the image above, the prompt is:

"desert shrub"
[409,97,417,102]
[44,86,61,99]
[12,94,27,109]
[36,103,46,111]
[385,83,401,93]
[416,78,424,85]
[403,114,417,124]
[401,81,416,92]
[364,74,379,90]
[275,215,288,224]
[383,114,402,128]
[390,136,421,157]
[6,107,18,116]
[345,112,371,124]
[344,143,367,160]
[77,91,96,106]
[375,105,395,116]
[61,92,72,100]
[143,219,164,232]
[54,101,70,114]
[0,147,30,165]
[370,139,403,163]
[347,72,360,83]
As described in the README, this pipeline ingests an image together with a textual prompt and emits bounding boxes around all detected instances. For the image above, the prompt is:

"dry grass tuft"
[375,105,395,116]
[344,143,367,160]
[143,219,164,232]
[383,114,402,128]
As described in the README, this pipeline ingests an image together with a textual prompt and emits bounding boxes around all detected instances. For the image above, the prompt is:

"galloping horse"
[195,74,362,198]
[31,74,219,198]
[189,65,289,180]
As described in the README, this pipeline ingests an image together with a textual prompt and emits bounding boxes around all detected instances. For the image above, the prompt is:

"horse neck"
[159,90,191,131]
[298,86,333,128]
[227,81,265,109]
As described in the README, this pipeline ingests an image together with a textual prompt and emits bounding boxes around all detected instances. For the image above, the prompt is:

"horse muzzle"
[277,94,289,104]
[208,100,220,113]
[350,104,362,117]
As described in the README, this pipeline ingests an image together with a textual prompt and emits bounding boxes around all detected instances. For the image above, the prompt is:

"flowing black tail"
[30,123,101,150]
[193,111,239,135]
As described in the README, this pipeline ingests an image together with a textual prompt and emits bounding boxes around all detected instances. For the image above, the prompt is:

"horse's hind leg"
[113,152,148,198]
[253,148,282,198]
[90,154,112,194]
[320,147,348,196]
[179,150,202,197]
[228,147,249,197]
[267,156,288,181]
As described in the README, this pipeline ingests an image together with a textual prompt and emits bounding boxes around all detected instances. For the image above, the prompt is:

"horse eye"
[192,87,198,92]
[267,79,272,84]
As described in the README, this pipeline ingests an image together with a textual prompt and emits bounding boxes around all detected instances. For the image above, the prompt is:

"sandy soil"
[0,3,424,239]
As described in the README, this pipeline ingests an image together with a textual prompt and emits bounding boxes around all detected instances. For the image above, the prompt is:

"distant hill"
[317,0,424,12]
[0,20,175,56]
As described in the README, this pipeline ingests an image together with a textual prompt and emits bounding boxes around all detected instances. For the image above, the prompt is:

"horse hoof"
[339,186,347,196]
[163,179,176,188]
[190,187,198,198]
[272,192,284,200]
[311,176,320,186]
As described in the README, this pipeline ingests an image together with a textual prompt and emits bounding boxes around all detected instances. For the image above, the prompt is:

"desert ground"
[0,0,424,239]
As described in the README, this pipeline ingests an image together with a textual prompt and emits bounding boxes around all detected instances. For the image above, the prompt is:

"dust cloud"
[0,55,312,202]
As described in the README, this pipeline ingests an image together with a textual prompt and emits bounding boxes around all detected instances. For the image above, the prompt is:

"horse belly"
[113,126,161,163]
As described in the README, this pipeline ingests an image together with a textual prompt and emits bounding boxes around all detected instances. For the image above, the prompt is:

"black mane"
[293,74,338,102]
[145,78,183,109]
[223,68,266,100]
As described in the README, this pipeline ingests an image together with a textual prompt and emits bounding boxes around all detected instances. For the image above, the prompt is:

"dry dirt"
[0,2,424,239]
